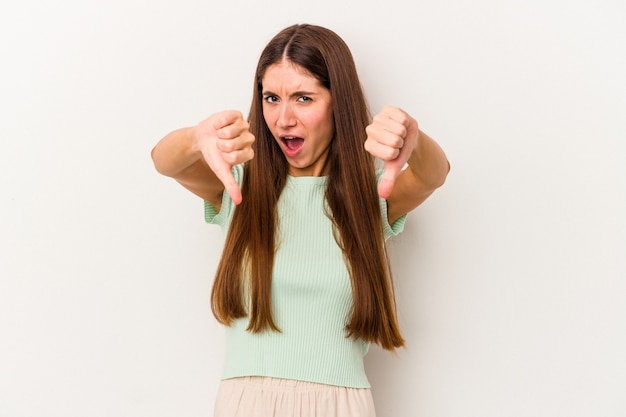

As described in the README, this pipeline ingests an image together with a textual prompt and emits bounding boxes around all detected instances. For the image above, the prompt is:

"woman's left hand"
[364,106,419,199]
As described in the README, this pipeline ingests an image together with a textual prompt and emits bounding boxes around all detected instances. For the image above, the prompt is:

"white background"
[1,0,624,416]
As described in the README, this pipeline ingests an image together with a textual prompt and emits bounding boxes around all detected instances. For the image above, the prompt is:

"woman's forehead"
[262,61,323,92]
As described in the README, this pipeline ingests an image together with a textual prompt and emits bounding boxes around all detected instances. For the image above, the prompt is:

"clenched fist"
[195,110,255,205]
[364,106,419,199]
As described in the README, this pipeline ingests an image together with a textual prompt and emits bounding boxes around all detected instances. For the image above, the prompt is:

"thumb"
[222,174,243,206]
[378,160,402,199]
[210,160,243,205]
[378,117,418,199]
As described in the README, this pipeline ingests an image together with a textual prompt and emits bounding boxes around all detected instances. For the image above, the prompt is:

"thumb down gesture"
[195,110,255,205]
[364,106,419,199]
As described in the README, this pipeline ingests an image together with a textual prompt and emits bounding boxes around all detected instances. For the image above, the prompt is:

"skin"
[262,60,335,177]
[151,60,449,223]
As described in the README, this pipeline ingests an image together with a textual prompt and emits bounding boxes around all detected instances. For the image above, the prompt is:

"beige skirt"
[213,376,376,417]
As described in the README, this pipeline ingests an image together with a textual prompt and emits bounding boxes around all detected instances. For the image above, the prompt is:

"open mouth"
[281,136,305,154]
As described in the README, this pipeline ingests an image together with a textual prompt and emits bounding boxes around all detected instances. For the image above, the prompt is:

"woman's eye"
[264,96,278,103]
[299,96,312,102]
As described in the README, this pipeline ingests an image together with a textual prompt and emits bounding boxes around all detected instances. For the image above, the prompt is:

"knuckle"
[384,147,399,160]
[392,137,405,149]
[222,152,238,165]
[217,139,235,153]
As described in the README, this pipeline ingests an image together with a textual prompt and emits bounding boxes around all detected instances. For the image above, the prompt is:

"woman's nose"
[277,104,296,128]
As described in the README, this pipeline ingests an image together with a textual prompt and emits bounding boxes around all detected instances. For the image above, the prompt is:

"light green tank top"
[204,165,405,388]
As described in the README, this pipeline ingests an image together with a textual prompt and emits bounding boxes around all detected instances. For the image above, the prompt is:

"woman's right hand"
[194,110,255,205]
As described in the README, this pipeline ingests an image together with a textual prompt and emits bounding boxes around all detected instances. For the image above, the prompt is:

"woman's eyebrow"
[262,89,318,98]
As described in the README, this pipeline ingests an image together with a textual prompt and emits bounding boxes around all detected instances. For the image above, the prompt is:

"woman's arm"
[364,106,450,224]
[151,110,255,209]
[151,126,225,208]
[385,128,449,224]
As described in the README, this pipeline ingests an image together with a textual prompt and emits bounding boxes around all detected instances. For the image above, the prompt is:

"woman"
[152,23,449,417]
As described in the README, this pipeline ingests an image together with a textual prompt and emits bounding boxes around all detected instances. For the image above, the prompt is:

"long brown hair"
[211,24,405,350]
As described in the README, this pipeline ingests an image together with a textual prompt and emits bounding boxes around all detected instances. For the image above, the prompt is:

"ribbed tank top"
[204,165,405,388]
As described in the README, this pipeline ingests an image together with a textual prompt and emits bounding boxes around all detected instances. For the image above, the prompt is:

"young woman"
[152,23,449,417]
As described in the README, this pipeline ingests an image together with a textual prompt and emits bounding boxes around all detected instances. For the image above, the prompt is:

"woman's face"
[261,60,334,177]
